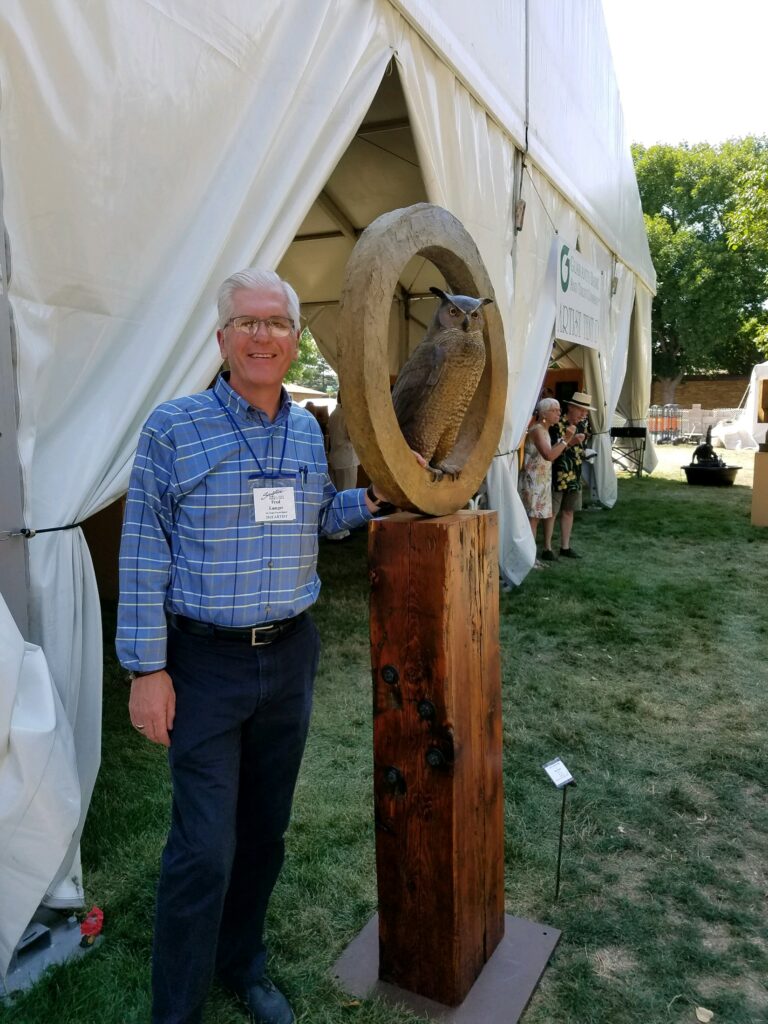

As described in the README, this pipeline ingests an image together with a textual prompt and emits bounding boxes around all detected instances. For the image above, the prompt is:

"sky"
[600,0,768,148]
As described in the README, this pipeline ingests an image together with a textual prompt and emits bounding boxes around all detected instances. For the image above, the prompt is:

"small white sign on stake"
[543,757,574,789]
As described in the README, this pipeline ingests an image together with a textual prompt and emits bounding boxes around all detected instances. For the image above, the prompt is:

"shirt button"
[265,604,271,613]
[267,560,273,568]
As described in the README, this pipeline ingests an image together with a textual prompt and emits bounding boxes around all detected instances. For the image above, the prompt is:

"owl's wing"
[391,341,447,435]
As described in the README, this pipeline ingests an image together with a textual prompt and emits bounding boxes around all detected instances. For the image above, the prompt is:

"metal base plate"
[1,908,102,998]
[332,913,560,1023]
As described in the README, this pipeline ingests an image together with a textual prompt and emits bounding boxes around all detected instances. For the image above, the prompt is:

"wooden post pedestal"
[752,451,768,526]
[369,510,504,1006]
[333,509,561,1021]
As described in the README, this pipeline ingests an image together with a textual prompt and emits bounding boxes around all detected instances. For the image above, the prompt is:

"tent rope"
[0,522,80,540]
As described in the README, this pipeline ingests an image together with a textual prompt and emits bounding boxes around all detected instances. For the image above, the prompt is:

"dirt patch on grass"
[606,859,649,904]
[700,921,732,954]
[695,972,768,1012]
[591,946,638,979]
[744,784,768,810]
[732,844,768,893]
[714,819,768,895]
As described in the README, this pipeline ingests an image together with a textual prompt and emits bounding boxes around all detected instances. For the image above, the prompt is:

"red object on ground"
[79,906,104,946]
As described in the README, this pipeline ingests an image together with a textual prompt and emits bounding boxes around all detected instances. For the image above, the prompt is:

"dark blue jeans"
[151,613,320,1024]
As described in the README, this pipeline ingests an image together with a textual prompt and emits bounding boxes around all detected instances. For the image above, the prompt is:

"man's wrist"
[366,483,394,514]
[128,669,163,680]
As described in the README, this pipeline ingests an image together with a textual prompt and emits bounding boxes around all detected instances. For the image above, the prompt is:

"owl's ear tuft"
[479,297,494,307]
[429,286,450,301]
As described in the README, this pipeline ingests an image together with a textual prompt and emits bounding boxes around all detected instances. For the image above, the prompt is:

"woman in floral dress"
[518,397,576,561]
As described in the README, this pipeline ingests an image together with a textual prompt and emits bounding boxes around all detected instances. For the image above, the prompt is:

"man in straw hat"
[541,390,594,560]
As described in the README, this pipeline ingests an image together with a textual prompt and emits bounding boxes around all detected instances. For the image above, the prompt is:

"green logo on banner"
[560,244,570,292]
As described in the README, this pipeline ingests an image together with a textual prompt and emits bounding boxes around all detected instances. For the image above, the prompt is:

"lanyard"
[215,390,291,479]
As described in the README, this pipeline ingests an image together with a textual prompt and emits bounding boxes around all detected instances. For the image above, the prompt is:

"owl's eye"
[449,307,459,316]
[470,311,480,318]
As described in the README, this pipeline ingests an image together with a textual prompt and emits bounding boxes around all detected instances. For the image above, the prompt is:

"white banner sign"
[555,242,603,350]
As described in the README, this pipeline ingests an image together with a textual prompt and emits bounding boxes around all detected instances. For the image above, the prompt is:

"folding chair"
[610,426,647,478]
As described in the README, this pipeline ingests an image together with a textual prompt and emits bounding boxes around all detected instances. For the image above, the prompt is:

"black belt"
[168,612,303,646]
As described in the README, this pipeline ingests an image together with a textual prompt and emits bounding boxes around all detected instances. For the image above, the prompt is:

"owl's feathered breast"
[392,327,486,453]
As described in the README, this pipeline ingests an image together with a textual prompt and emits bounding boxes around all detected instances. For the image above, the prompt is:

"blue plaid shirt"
[116,374,371,672]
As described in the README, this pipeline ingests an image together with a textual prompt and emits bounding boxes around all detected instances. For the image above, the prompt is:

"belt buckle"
[251,626,272,647]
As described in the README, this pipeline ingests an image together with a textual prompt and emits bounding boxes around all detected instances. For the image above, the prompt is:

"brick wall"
[651,376,749,408]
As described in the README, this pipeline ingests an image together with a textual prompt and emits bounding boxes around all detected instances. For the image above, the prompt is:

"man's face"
[566,404,586,424]
[216,285,299,398]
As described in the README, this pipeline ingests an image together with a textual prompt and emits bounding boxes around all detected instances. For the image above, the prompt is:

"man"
[541,390,593,560]
[324,392,360,541]
[116,268,394,1024]
[326,392,359,492]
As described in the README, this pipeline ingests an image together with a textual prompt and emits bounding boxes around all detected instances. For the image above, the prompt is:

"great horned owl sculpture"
[391,286,493,480]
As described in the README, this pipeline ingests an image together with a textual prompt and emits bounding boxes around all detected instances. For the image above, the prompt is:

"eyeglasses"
[224,315,295,338]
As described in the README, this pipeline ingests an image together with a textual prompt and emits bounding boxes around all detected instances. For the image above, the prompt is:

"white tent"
[710,361,767,449]
[285,384,330,400]
[0,0,656,973]
[743,361,768,446]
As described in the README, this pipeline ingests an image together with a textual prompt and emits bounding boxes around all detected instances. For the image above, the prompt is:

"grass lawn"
[3,465,767,1024]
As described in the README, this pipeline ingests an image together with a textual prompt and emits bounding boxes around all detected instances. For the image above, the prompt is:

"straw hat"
[566,391,595,411]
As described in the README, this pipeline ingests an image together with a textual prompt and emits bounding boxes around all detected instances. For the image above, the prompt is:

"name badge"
[253,485,296,522]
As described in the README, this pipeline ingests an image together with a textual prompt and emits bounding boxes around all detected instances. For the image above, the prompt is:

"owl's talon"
[427,461,462,482]
[434,461,461,481]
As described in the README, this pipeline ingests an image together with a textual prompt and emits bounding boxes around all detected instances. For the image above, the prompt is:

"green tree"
[727,156,768,253]
[285,328,338,393]
[633,138,768,401]
[726,155,768,354]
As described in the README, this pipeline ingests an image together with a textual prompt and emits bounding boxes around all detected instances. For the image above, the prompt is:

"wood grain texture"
[369,511,504,1006]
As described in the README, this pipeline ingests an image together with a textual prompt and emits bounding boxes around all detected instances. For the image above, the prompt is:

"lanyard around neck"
[215,390,290,479]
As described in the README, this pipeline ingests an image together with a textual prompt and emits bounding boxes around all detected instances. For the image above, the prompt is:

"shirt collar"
[214,372,293,423]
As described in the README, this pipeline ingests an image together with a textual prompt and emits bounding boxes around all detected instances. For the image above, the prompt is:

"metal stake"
[554,783,570,901]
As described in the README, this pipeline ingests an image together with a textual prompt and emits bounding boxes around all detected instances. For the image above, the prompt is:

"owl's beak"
[462,316,469,331]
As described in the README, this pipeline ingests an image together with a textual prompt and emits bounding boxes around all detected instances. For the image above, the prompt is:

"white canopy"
[0,0,655,972]
[743,361,768,446]
[710,360,768,449]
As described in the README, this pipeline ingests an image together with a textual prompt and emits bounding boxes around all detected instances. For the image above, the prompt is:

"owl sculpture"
[391,286,492,480]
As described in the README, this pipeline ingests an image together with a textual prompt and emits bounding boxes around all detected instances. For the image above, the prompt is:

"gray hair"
[217,268,301,331]
[536,397,560,416]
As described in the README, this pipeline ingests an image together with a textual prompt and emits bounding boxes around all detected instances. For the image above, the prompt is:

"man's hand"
[129,670,176,747]
[365,485,390,514]
[364,450,428,513]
